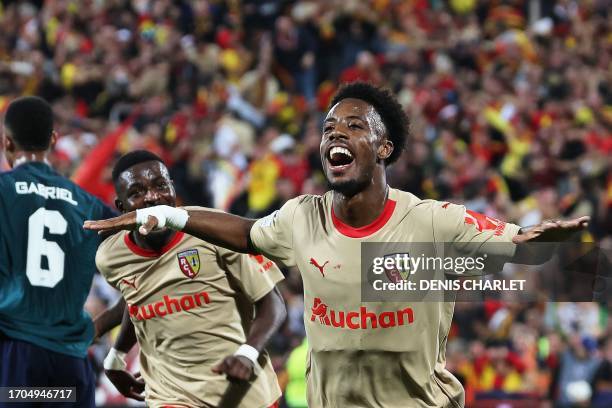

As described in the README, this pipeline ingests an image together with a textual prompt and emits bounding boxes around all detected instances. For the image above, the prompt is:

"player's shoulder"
[9,163,106,204]
[390,188,423,207]
[0,170,16,203]
[0,163,26,185]
[293,193,323,208]
[277,194,320,207]
[98,230,125,252]
[61,177,116,218]
[389,188,446,214]
[391,189,465,223]
[283,194,328,219]
[0,167,15,181]
[96,231,126,269]
[413,198,464,214]
[271,194,322,216]
[95,231,140,283]
[62,177,104,206]
[0,172,10,191]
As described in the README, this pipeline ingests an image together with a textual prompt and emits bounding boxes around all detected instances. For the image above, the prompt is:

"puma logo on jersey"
[310,297,414,330]
[310,258,329,277]
[121,277,137,290]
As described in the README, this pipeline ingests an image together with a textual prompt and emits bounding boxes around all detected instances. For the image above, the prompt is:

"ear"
[49,131,58,149]
[377,139,394,161]
[115,197,124,213]
[5,134,15,153]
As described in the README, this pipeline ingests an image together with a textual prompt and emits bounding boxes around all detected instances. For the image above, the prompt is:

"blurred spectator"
[273,15,317,102]
[557,334,601,407]
[592,338,612,408]
[282,338,309,408]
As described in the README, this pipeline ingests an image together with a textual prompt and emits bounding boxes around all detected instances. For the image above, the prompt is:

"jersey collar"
[12,161,55,173]
[331,197,397,238]
[124,231,185,257]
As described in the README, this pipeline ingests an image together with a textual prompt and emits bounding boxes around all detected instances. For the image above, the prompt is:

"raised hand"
[512,216,590,244]
[511,216,590,264]
[84,212,159,235]
[84,205,188,235]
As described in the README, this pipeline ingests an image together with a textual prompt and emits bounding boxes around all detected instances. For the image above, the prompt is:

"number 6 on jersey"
[26,208,67,288]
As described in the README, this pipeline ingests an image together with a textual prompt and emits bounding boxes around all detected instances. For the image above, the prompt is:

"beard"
[141,227,175,247]
[323,156,378,197]
[327,177,371,197]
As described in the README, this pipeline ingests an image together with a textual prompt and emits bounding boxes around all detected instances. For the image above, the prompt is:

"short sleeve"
[249,197,301,267]
[218,249,285,302]
[95,239,118,289]
[432,202,521,275]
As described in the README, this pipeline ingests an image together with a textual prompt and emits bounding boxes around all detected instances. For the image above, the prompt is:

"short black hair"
[329,82,409,165]
[112,150,165,185]
[4,96,54,150]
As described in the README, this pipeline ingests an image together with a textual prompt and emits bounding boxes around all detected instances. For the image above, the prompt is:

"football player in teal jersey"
[0,96,119,407]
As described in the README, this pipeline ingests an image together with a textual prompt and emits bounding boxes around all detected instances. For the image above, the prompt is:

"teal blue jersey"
[0,162,116,357]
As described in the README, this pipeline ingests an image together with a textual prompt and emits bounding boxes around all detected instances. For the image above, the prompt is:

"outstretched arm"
[212,287,287,381]
[84,206,256,253]
[184,210,256,253]
[511,216,590,264]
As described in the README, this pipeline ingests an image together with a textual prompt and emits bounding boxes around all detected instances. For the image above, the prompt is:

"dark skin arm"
[212,287,287,381]
[183,211,256,253]
[93,297,125,339]
[113,306,138,353]
[105,307,145,401]
[84,210,591,262]
[83,208,592,264]
[84,210,256,253]
[511,216,590,264]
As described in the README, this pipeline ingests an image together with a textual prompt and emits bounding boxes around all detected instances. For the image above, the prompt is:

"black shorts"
[0,336,95,408]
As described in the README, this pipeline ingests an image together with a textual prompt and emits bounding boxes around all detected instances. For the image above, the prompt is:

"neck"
[332,169,389,228]
[11,151,50,168]
[132,229,176,252]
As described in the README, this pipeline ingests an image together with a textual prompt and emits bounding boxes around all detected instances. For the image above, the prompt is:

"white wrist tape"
[103,348,127,371]
[234,344,259,363]
[234,344,262,375]
[135,205,189,231]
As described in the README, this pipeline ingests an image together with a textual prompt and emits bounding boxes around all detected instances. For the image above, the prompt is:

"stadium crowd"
[0,0,610,406]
